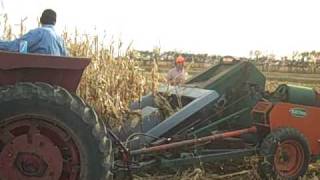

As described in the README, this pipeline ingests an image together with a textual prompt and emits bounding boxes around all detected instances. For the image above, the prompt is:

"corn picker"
[0,51,320,180]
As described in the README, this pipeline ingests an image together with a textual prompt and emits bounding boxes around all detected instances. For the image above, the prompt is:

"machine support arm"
[191,107,250,137]
[130,126,257,155]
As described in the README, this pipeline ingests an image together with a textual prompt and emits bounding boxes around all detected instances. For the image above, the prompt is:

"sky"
[0,0,320,57]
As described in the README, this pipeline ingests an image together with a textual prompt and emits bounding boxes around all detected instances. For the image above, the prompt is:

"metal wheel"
[274,140,305,177]
[0,116,81,180]
[259,127,310,180]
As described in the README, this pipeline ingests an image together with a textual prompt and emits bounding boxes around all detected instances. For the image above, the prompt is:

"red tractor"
[0,52,113,180]
[0,51,320,180]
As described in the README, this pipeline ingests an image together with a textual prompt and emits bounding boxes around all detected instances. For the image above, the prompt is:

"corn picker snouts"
[0,51,319,180]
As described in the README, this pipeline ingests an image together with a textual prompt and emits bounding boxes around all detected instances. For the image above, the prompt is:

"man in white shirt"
[166,55,187,85]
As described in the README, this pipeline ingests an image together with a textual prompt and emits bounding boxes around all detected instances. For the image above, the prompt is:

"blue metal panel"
[144,89,219,143]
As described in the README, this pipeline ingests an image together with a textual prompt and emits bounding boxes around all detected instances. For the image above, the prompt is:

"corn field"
[64,30,162,127]
[1,14,163,128]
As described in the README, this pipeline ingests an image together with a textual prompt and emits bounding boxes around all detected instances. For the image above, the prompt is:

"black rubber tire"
[0,82,113,180]
[259,127,310,180]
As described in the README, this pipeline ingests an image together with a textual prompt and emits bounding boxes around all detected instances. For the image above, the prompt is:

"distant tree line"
[131,50,223,63]
[130,49,320,73]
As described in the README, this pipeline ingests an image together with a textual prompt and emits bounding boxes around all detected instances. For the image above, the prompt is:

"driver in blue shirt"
[0,9,68,56]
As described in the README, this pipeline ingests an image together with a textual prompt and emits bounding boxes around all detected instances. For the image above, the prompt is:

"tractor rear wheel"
[259,127,310,180]
[0,83,113,180]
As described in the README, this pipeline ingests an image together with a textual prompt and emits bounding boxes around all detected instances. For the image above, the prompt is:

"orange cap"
[176,55,185,64]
